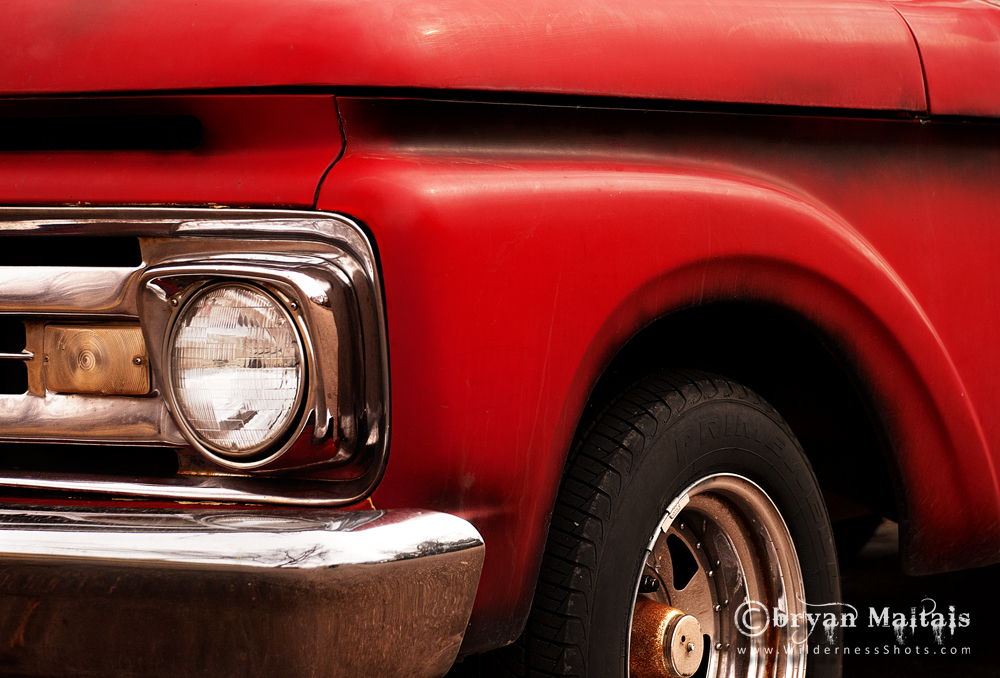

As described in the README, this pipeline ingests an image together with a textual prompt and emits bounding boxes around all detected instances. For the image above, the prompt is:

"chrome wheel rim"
[629,474,807,678]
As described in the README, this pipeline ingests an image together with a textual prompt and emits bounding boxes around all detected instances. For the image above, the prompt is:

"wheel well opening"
[582,302,901,525]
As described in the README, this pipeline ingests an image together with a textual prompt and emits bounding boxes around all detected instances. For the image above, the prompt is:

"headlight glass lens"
[170,284,304,457]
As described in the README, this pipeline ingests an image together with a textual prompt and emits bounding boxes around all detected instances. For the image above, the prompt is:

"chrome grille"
[0,208,389,506]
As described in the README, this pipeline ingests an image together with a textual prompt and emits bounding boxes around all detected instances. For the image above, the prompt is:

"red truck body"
[1,0,999,673]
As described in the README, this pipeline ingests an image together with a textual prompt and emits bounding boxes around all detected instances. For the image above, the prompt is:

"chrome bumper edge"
[0,505,484,678]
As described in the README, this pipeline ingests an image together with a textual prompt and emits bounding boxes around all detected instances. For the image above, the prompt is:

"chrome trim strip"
[173,218,378,281]
[0,393,185,444]
[0,505,484,678]
[0,351,32,361]
[0,470,371,505]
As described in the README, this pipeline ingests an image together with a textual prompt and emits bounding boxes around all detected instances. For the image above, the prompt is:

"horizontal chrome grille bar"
[0,266,139,316]
[0,394,185,445]
[0,351,32,361]
[0,470,364,506]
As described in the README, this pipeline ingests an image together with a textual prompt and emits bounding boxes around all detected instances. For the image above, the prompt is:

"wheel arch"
[560,192,1000,575]
[580,301,902,536]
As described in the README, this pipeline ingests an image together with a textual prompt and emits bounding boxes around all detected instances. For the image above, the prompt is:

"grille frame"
[0,207,389,506]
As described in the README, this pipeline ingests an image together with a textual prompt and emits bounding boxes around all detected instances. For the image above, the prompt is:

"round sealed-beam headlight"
[168,282,305,460]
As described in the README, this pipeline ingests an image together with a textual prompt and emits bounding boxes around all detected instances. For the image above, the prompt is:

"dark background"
[840,520,993,677]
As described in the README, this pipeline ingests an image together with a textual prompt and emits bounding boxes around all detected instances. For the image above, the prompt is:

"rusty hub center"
[630,599,705,678]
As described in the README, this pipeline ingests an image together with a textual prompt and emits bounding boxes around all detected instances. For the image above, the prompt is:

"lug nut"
[639,575,660,593]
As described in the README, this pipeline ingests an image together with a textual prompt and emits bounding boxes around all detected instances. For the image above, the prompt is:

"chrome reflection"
[0,505,484,678]
[0,469,382,506]
[0,505,480,568]
[0,393,184,444]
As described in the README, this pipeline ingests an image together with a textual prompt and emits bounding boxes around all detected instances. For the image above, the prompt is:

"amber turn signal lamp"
[44,325,149,395]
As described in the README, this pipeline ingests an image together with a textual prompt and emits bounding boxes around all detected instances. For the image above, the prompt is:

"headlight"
[168,282,305,459]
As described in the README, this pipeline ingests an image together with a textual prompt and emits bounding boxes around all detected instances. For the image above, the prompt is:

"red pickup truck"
[1,1,998,677]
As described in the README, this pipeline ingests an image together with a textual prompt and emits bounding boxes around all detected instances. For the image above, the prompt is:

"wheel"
[517,370,841,678]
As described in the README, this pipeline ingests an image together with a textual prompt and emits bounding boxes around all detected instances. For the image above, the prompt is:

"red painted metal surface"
[317,97,1000,651]
[890,0,1000,117]
[0,96,342,207]
[2,0,925,111]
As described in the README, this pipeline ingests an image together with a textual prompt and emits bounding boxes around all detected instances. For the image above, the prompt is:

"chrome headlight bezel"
[139,252,357,472]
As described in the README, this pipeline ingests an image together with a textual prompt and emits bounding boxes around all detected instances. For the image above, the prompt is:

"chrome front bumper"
[0,505,484,678]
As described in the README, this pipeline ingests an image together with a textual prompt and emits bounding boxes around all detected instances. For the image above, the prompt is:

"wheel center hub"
[630,599,705,678]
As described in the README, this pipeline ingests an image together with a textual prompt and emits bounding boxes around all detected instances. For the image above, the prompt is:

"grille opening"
[0,363,27,395]
[0,318,25,353]
[0,236,142,267]
[0,115,202,151]
[0,319,27,394]
[0,443,179,477]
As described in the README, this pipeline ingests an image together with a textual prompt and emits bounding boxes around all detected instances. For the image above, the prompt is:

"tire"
[518,370,841,678]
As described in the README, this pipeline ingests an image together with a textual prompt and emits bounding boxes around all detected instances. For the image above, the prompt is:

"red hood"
[3,0,925,111]
[889,0,1000,117]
